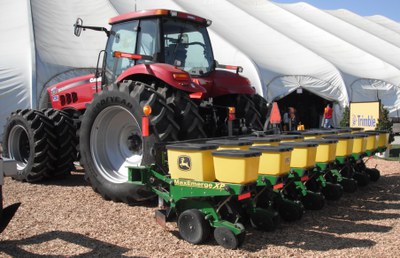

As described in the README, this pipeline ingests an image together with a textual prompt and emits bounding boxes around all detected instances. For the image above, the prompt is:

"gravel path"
[1,158,399,257]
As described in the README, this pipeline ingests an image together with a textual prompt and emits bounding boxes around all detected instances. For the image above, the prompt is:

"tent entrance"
[277,88,328,129]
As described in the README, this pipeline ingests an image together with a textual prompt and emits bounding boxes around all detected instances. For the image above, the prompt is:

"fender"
[116,63,206,93]
[192,70,255,99]
[47,73,99,110]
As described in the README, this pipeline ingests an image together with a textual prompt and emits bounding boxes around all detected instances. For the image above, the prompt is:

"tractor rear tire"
[42,109,77,177]
[252,94,269,128]
[235,94,265,131]
[214,94,267,133]
[159,87,206,139]
[79,81,179,204]
[2,109,57,182]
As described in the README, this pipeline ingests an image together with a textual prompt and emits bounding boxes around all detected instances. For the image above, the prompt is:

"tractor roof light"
[113,51,142,60]
[143,105,152,117]
[172,73,190,81]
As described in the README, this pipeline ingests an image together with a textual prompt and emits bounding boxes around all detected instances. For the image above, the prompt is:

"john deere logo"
[178,156,191,171]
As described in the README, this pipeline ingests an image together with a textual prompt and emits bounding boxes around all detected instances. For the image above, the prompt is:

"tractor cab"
[104,10,214,84]
[74,9,253,98]
[77,10,214,87]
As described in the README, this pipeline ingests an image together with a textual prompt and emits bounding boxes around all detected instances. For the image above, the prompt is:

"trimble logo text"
[352,115,376,127]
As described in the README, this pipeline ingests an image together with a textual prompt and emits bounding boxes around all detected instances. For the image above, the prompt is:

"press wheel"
[214,227,239,250]
[178,209,210,244]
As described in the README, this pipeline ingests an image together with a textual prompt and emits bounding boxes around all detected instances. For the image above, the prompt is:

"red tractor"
[2,9,269,203]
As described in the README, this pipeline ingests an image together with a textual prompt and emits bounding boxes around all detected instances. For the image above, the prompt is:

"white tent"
[0,0,117,138]
[367,15,400,35]
[1,0,400,137]
[0,0,34,136]
[328,9,400,49]
[275,1,400,117]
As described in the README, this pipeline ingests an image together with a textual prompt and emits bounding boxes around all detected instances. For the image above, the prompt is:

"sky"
[273,0,400,22]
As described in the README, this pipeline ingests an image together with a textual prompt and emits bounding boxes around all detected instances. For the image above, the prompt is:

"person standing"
[323,103,333,128]
[283,107,298,131]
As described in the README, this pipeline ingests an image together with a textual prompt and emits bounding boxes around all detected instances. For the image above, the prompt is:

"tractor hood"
[192,70,255,98]
[117,63,207,93]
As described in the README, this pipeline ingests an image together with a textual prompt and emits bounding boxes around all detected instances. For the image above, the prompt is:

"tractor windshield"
[104,19,160,84]
[162,18,214,76]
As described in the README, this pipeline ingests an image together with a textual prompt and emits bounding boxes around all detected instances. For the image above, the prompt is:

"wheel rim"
[90,105,143,183]
[8,125,30,170]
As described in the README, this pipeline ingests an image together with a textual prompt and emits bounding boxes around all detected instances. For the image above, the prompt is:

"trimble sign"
[349,101,380,130]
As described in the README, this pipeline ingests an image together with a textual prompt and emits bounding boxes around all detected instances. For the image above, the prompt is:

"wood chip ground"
[1,158,399,257]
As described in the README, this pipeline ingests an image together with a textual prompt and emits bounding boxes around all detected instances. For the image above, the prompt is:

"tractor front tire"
[79,81,179,204]
[2,109,56,182]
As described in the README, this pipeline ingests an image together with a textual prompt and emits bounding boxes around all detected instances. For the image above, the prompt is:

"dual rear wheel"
[2,109,75,182]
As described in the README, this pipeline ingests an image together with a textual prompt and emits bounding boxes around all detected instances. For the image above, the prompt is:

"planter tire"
[341,178,358,193]
[365,168,380,182]
[302,192,325,210]
[214,226,239,250]
[277,198,304,222]
[353,172,370,187]
[178,209,211,244]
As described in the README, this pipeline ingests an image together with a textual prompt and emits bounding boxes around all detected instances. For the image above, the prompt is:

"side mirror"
[74,18,83,37]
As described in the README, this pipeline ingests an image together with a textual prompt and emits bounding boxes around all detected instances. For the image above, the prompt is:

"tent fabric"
[366,15,400,35]
[1,0,400,138]
[0,0,34,137]
[277,3,400,71]
[350,79,400,117]
[275,2,400,85]
[273,1,400,117]
[174,0,346,106]
[31,0,118,106]
[328,9,400,49]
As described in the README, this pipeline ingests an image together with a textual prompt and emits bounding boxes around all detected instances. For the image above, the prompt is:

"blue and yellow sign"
[349,101,380,130]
